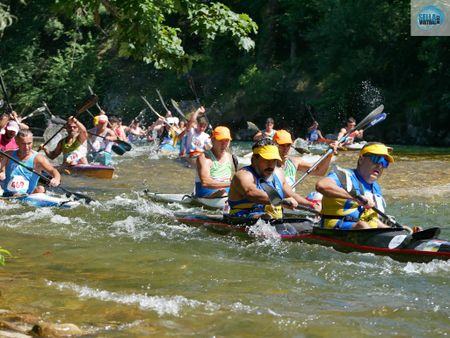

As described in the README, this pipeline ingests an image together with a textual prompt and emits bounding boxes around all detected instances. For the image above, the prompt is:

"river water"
[0,143,449,337]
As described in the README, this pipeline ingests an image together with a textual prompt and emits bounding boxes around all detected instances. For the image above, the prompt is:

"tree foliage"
[0,0,449,145]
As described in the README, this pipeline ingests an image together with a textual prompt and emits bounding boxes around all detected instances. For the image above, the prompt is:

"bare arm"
[197,154,230,189]
[253,131,263,141]
[292,153,333,177]
[35,154,61,187]
[105,128,117,141]
[229,170,271,204]
[40,139,63,160]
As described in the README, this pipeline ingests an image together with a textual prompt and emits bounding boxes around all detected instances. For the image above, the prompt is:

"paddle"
[0,72,13,113]
[40,95,98,150]
[141,96,181,135]
[291,105,385,189]
[86,130,131,154]
[0,149,95,204]
[170,99,187,119]
[21,106,46,121]
[156,89,172,115]
[354,194,440,239]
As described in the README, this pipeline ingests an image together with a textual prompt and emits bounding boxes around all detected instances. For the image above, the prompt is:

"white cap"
[98,115,109,123]
[5,120,20,133]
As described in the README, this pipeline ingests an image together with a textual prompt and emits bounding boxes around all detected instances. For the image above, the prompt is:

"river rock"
[30,322,83,337]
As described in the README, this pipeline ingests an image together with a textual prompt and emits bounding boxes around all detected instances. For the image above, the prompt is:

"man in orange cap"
[194,126,235,198]
[316,142,412,231]
[227,139,298,219]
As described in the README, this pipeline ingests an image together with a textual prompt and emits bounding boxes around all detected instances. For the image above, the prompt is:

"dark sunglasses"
[367,154,389,168]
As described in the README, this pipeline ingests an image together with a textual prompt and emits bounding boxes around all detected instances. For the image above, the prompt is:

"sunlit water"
[0,143,449,337]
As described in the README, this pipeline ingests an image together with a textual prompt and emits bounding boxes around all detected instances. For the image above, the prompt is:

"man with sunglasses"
[316,142,398,230]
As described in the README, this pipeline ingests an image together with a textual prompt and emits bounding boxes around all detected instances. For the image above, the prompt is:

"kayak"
[176,214,450,262]
[58,164,114,179]
[2,192,80,208]
[143,191,227,209]
[341,141,367,151]
[143,190,315,216]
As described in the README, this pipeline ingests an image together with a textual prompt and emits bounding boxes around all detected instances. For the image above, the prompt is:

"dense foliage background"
[0,0,449,145]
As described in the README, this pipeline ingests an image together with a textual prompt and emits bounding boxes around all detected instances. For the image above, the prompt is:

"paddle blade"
[368,112,387,127]
[76,94,98,114]
[112,144,126,155]
[247,121,259,131]
[355,105,384,131]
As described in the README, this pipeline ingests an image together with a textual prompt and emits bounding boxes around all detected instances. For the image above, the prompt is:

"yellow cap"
[212,126,232,140]
[273,129,293,145]
[253,145,282,161]
[360,143,394,163]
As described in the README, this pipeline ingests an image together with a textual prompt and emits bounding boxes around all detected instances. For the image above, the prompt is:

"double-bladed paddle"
[0,149,95,204]
[291,105,385,189]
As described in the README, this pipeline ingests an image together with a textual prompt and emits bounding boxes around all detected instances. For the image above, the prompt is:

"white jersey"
[186,128,211,155]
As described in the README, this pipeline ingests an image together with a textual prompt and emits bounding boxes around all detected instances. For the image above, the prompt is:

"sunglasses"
[367,154,389,168]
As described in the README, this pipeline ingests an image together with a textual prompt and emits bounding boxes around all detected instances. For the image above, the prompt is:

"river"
[0,142,449,337]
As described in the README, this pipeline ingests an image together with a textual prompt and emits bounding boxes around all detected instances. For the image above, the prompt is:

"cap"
[212,126,232,141]
[273,129,293,145]
[253,145,282,161]
[360,143,394,163]
[5,120,19,133]
[98,115,109,123]
[166,117,179,125]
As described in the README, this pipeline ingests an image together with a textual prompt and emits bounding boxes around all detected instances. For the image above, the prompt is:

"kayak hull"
[176,214,450,262]
[59,164,114,179]
[144,191,227,209]
[12,193,80,208]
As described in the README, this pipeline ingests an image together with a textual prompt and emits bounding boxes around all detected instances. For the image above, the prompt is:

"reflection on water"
[0,143,449,337]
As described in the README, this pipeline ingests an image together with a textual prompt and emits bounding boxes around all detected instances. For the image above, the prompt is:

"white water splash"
[402,260,450,274]
[47,281,201,316]
[360,80,383,108]
[50,214,71,225]
[46,281,266,318]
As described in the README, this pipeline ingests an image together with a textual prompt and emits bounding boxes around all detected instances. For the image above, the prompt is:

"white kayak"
[143,191,315,216]
[1,192,80,208]
[143,191,227,209]
[343,141,367,150]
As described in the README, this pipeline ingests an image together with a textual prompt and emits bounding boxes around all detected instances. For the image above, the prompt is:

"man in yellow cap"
[273,129,336,211]
[194,126,235,198]
[315,142,402,230]
[227,139,298,219]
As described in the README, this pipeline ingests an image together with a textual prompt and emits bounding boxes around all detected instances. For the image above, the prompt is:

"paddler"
[273,129,336,210]
[194,126,235,198]
[315,142,412,232]
[0,129,60,196]
[180,106,211,166]
[87,114,116,165]
[337,117,363,144]
[0,120,20,152]
[253,117,276,141]
[306,121,324,143]
[39,116,88,166]
[227,139,298,219]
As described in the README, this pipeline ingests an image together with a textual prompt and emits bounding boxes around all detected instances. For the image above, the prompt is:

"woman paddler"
[87,114,117,165]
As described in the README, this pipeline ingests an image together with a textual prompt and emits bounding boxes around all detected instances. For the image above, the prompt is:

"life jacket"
[320,166,384,229]
[228,166,284,219]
